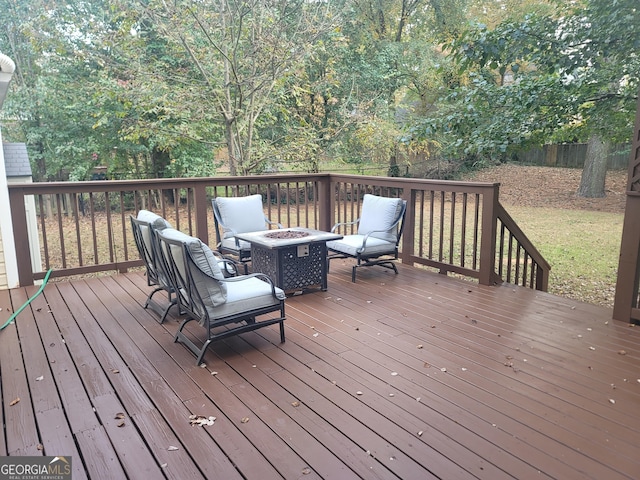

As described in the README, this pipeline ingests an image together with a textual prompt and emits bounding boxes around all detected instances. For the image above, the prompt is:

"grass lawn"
[504,206,623,308]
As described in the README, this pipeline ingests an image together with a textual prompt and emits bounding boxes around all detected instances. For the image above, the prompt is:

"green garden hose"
[0,269,53,331]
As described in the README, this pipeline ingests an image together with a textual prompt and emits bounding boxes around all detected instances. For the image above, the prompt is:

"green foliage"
[415,0,640,163]
[4,0,635,182]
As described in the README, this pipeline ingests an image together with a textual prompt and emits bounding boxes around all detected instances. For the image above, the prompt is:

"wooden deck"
[1,262,639,480]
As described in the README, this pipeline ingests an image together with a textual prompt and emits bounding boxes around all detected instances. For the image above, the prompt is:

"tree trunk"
[577,135,608,198]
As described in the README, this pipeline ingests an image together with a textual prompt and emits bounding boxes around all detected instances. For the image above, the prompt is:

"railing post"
[317,175,333,232]
[535,265,549,292]
[193,182,209,245]
[613,87,640,323]
[479,185,499,286]
[612,193,640,323]
[8,186,34,286]
[400,189,416,264]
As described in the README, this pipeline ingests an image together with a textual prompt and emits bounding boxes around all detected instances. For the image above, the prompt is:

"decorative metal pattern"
[252,243,327,292]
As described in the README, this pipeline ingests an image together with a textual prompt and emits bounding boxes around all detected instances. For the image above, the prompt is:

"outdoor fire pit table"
[235,228,342,294]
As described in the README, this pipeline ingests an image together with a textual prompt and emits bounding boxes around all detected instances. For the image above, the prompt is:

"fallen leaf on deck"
[35,376,44,381]
[356,391,363,395]
[618,350,627,355]
[167,446,179,451]
[609,399,616,404]
[114,413,125,419]
[417,431,423,437]
[189,415,216,426]
[589,346,596,351]
[417,344,423,349]
[37,444,44,450]
[111,369,120,374]
[302,467,311,475]
[291,401,300,407]
[117,420,125,427]
[241,417,250,423]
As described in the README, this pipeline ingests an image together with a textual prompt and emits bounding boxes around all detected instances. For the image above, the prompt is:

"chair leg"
[144,286,164,309]
[158,299,177,324]
[195,339,212,366]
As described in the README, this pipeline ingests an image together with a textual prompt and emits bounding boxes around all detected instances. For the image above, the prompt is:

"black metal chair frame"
[130,215,176,323]
[212,196,282,274]
[157,230,286,365]
[327,199,407,282]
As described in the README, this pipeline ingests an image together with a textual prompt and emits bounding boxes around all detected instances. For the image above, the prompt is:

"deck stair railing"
[7,173,549,293]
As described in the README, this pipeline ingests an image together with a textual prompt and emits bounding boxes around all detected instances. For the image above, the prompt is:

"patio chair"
[326,194,407,282]
[130,210,175,323]
[212,194,283,273]
[157,228,286,365]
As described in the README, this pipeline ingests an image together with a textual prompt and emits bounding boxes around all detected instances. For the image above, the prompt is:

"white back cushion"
[160,228,227,309]
[357,194,404,243]
[215,194,266,238]
[137,210,172,254]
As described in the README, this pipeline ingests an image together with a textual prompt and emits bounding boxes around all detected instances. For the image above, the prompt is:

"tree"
[577,135,607,198]
[0,0,160,180]
[107,0,341,176]
[420,0,640,194]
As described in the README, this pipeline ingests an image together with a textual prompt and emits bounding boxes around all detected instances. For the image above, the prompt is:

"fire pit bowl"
[263,230,310,240]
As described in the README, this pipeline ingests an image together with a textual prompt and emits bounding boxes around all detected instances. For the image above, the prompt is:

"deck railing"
[7,173,550,291]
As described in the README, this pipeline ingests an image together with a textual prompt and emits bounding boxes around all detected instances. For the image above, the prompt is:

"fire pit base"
[252,243,326,293]
[234,228,344,294]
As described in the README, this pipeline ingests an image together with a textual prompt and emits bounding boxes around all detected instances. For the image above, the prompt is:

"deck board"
[1,263,639,479]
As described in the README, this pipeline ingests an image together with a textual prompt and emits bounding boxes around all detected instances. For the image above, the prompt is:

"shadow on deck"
[1,262,639,479]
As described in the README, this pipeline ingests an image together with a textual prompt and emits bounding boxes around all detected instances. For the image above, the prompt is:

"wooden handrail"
[496,202,551,291]
[7,173,549,294]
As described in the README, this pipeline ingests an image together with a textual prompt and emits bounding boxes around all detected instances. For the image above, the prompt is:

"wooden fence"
[516,143,630,169]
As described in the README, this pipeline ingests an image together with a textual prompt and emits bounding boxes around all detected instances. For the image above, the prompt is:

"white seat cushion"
[357,194,403,243]
[220,237,252,252]
[210,277,285,320]
[215,194,266,238]
[327,235,396,257]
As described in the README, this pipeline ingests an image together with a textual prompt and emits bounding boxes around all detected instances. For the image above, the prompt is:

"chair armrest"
[330,218,360,233]
[358,214,404,252]
[265,217,284,229]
